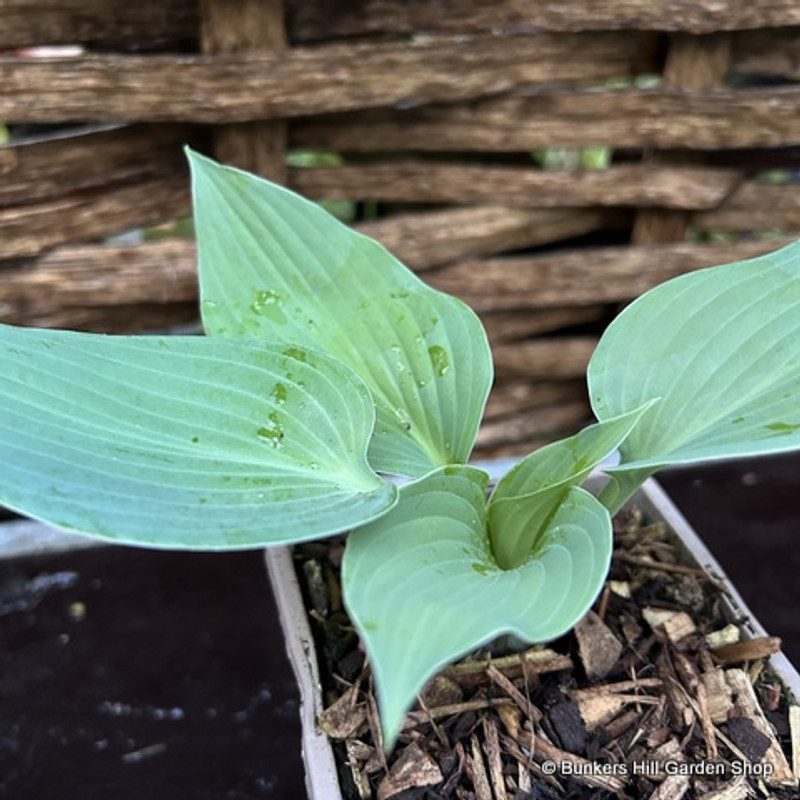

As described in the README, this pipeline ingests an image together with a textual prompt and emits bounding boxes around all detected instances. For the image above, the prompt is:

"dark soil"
[0,546,305,800]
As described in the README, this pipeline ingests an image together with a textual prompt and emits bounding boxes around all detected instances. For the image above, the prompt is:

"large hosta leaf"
[188,150,492,477]
[488,403,654,568]
[589,241,800,477]
[0,325,396,548]
[343,465,611,747]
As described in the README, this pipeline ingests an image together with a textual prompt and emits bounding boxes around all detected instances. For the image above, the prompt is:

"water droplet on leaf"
[270,382,287,404]
[428,345,450,377]
[283,346,308,363]
[257,420,284,448]
[394,408,412,431]
[250,289,287,324]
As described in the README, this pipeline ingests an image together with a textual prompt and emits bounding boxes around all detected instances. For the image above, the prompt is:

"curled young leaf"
[343,465,611,748]
[188,149,493,478]
[488,403,654,569]
[0,325,396,548]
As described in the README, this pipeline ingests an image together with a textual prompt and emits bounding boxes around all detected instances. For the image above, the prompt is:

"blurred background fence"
[3,1,800,457]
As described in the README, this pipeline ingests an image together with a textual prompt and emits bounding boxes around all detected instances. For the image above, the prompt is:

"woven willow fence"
[3,1,800,457]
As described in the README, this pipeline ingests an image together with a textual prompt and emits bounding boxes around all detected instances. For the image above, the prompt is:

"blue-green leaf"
[188,149,493,477]
[0,325,396,548]
[488,403,654,569]
[588,241,800,476]
[343,465,610,747]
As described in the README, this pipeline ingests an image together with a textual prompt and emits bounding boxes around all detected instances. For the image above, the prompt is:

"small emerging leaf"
[488,403,654,569]
[188,150,493,477]
[343,465,611,747]
[588,240,800,476]
[0,325,396,548]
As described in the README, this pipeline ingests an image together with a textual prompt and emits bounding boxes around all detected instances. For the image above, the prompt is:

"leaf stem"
[595,468,655,517]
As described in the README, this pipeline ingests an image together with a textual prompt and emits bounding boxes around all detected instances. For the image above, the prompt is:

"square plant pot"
[265,474,800,800]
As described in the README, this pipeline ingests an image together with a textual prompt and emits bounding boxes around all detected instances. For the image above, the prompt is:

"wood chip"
[673,650,718,760]
[404,696,515,729]
[547,699,587,754]
[648,772,691,800]
[482,717,507,800]
[791,705,800,785]
[702,667,734,724]
[570,677,662,730]
[444,646,572,687]
[440,740,467,796]
[518,729,627,793]
[377,741,444,800]
[710,636,782,665]
[604,709,641,743]
[366,692,387,770]
[487,663,542,725]
[572,693,629,731]
[346,739,373,799]
[706,623,741,649]
[467,733,493,800]
[420,674,464,708]
[608,580,631,598]
[614,550,710,578]
[656,650,694,728]
[518,760,532,792]
[652,737,685,764]
[318,683,366,739]
[496,703,522,740]
[725,668,796,787]
[570,677,664,697]
[642,607,696,644]
[696,774,750,800]
[726,716,771,763]
[575,611,623,680]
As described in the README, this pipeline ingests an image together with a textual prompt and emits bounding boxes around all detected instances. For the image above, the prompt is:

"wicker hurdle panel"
[2,1,800,456]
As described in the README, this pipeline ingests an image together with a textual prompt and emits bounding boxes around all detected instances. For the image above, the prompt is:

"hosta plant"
[2,151,800,749]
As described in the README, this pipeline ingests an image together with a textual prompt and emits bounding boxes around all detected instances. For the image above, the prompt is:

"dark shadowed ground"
[661,452,800,666]
[0,547,307,800]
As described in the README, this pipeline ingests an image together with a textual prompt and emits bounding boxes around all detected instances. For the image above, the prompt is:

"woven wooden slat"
[427,239,794,312]
[292,86,800,153]
[3,1,800,456]
[291,162,740,210]
[288,0,800,40]
[200,0,287,181]
[0,32,658,124]
[0,125,191,206]
[3,0,800,51]
[0,0,196,49]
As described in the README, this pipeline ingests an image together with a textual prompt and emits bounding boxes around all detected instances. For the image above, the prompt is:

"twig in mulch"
[404,696,516,729]
[443,646,573,687]
[614,550,714,579]
[710,636,783,665]
[487,663,541,723]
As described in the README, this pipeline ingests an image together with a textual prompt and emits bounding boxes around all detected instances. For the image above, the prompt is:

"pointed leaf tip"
[0,325,396,548]
[188,151,493,477]
[589,240,800,473]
